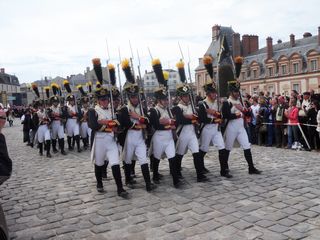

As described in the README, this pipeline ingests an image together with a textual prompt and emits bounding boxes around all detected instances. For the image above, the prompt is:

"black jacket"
[0,134,12,185]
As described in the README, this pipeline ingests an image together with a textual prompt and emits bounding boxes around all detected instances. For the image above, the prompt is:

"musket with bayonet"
[117,47,124,104]
[136,49,148,110]
[129,40,145,120]
[178,42,197,115]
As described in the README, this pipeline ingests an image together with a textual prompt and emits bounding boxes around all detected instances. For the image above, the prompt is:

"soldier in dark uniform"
[221,59,261,175]
[198,80,232,178]
[63,80,81,153]
[172,83,208,182]
[119,58,156,192]
[88,86,129,198]
[77,85,91,150]
[148,86,182,187]
[49,83,67,155]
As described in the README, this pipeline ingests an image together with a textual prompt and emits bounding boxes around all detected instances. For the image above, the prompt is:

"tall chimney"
[242,34,250,56]
[318,26,320,45]
[249,35,259,53]
[212,25,221,41]
[232,33,241,57]
[266,37,273,59]
[0,68,4,74]
[290,34,295,47]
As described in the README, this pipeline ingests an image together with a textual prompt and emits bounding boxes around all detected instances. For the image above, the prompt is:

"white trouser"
[80,122,92,139]
[225,118,251,151]
[176,125,199,155]
[38,125,51,143]
[66,118,79,137]
[151,130,175,160]
[200,124,225,152]
[51,120,65,139]
[123,130,148,165]
[93,132,120,167]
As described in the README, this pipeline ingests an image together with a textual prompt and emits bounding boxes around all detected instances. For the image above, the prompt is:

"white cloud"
[0,0,319,83]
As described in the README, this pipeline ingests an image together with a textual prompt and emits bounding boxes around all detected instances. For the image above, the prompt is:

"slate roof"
[0,73,20,86]
[244,35,320,66]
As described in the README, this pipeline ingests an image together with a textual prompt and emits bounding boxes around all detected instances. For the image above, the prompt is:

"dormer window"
[281,65,287,75]
[268,67,273,77]
[311,59,318,71]
[293,63,299,74]
[253,69,257,79]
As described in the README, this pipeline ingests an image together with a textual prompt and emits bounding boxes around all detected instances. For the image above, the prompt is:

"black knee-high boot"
[141,163,156,192]
[52,139,58,153]
[102,161,108,180]
[168,157,182,188]
[199,149,209,174]
[46,140,52,158]
[67,136,73,150]
[94,165,104,192]
[124,163,136,188]
[244,149,261,174]
[175,154,183,178]
[131,160,136,177]
[193,152,208,182]
[111,165,129,199]
[219,149,232,178]
[82,137,88,150]
[58,138,67,155]
[152,158,161,184]
[75,135,81,152]
[39,142,43,156]
[149,154,154,172]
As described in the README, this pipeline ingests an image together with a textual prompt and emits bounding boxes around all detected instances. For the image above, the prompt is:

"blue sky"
[0,0,319,83]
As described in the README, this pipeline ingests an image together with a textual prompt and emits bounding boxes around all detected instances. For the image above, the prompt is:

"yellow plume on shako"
[108,63,115,70]
[176,60,185,69]
[121,58,130,69]
[63,80,72,93]
[163,71,169,81]
[152,58,161,66]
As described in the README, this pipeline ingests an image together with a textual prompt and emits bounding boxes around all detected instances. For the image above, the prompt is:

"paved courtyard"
[1,120,320,240]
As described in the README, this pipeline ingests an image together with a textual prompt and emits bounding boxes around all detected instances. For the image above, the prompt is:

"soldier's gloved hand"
[159,118,170,125]
[192,114,198,121]
[170,119,176,126]
[129,111,140,120]
[134,124,146,129]
[214,118,223,124]
[236,112,242,118]
[138,116,147,124]
[106,120,119,128]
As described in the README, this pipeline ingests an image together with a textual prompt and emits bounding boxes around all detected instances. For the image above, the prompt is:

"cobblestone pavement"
[1,121,320,240]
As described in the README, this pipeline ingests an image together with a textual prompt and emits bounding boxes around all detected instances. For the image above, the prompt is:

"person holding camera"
[0,109,12,240]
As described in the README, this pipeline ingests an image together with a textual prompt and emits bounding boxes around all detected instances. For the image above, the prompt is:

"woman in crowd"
[285,97,299,149]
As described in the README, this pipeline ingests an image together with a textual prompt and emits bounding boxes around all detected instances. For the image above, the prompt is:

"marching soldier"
[77,85,91,150]
[173,60,208,182]
[88,86,129,198]
[198,55,232,178]
[149,86,182,188]
[36,100,52,158]
[63,80,82,152]
[198,80,232,178]
[172,83,208,182]
[50,83,67,155]
[221,57,261,175]
[119,58,156,192]
[148,58,181,187]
